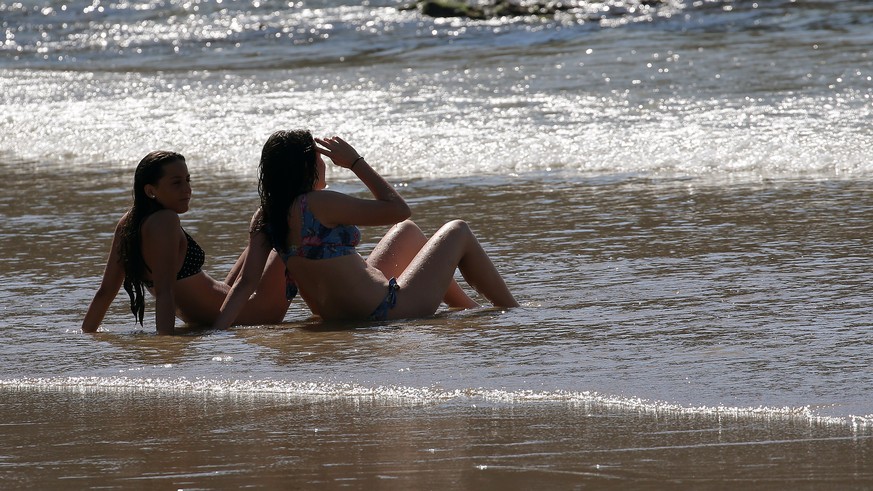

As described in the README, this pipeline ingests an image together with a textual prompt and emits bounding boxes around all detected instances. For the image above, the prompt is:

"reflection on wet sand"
[1,387,871,489]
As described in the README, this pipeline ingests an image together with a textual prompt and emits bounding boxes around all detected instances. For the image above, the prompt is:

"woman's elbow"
[394,202,412,221]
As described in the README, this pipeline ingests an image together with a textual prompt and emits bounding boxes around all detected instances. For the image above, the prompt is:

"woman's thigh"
[389,222,470,318]
[367,220,427,277]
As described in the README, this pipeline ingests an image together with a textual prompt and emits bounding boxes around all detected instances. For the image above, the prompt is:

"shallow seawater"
[0,125,873,489]
[3,164,873,420]
[3,0,873,486]
[4,154,873,487]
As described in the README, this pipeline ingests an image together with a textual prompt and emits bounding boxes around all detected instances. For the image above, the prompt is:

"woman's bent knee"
[441,219,471,238]
[392,219,420,235]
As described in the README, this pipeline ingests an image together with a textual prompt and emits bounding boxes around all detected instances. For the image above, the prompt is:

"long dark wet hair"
[119,150,186,325]
[256,130,319,252]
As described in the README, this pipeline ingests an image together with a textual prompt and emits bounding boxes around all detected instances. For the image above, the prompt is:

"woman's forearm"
[352,159,411,217]
[83,219,126,332]
[82,288,115,332]
[153,286,176,335]
[214,277,258,330]
[215,233,272,330]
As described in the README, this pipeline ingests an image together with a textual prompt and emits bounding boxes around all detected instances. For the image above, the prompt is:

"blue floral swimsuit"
[271,194,399,320]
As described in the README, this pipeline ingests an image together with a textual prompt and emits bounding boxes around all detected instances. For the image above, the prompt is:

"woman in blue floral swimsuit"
[214,130,517,326]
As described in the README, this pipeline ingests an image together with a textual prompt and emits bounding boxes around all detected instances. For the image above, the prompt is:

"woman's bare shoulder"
[141,210,182,234]
[305,189,344,203]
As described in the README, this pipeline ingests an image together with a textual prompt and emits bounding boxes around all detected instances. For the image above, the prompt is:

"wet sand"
[2,386,872,489]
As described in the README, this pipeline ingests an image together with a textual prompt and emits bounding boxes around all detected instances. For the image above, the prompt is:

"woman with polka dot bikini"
[82,151,291,335]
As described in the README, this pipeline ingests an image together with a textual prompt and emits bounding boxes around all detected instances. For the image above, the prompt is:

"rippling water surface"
[2,0,873,486]
[2,0,872,178]
[3,167,873,419]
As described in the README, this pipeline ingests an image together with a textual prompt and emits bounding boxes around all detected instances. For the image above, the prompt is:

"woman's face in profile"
[148,160,192,214]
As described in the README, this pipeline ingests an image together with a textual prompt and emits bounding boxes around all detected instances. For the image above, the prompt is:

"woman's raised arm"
[313,136,411,226]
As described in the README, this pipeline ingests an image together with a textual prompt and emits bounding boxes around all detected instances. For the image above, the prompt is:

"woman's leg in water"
[228,247,291,324]
[389,220,517,319]
[368,220,479,309]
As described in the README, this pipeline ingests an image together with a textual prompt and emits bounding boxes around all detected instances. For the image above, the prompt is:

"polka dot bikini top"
[143,229,204,288]
[177,230,205,279]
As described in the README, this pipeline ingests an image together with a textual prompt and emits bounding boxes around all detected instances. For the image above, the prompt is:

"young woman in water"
[82,151,291,335]
[213,130,517,328]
